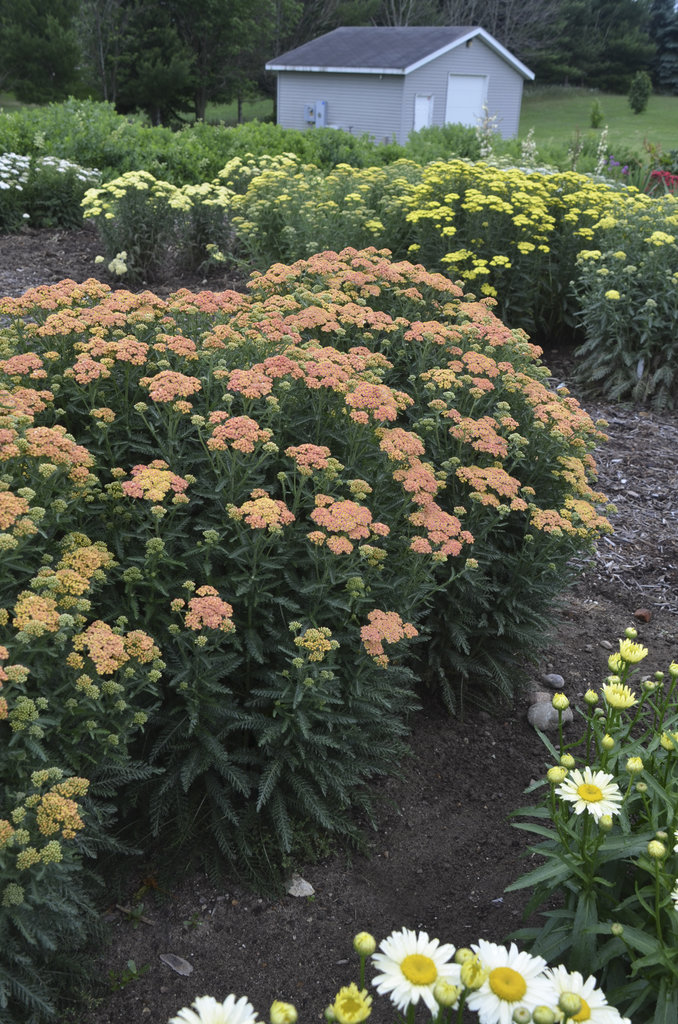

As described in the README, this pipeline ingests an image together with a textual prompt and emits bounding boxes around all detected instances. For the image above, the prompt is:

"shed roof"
[266,26,534,80]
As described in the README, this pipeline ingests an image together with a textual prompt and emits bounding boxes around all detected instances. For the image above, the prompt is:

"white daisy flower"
[673,828,678,853]
[466,940,555,1024]
[672,881,678,911]
[169,994,258,1024]
[546,965,627,1022]
[555,766,622,822]
[371,927,460,1015]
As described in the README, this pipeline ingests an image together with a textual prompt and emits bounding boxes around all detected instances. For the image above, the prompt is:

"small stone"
[633,608,652,623]
[159,953,193,976]
[527,703,573,732]
[542,673,565,690]
[286,874,315,897]
[600,640,614,650]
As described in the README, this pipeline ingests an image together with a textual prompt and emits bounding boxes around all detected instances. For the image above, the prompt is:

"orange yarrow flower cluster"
[360,609,418,667]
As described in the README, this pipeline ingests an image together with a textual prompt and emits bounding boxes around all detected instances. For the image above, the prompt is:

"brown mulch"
[0,228,675,1024]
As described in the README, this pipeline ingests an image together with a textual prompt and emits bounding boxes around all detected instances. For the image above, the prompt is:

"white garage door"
[445,74,487,126]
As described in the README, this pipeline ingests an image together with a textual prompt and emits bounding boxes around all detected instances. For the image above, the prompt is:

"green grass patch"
[520,85,678,157]
[203,96,274,125]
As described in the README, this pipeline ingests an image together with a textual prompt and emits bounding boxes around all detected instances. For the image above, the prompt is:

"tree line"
[0,0,676,124]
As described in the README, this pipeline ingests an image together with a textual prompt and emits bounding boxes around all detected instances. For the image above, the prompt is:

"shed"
[265,26,534,144]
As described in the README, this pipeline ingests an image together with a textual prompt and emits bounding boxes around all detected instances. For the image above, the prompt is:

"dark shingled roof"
[266,26,534,79]
[267,26,473,73]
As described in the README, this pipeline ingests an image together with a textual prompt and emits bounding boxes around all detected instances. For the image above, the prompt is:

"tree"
[435,0,562,62]
[518,0,655,90]
[0,0,83,102]
[650,0,678,93]
[113,1,194,124]
[77,0,131,103]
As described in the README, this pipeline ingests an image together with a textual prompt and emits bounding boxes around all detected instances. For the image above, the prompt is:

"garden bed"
[1,228,676,1024]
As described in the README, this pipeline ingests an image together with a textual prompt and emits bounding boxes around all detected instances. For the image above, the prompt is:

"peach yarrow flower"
[361,610,418,667]
[184,586,235,633]
[122,460,189,503]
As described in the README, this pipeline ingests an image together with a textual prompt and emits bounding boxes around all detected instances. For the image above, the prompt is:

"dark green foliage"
[650,0,678,94]
[628,70,653,112]
[0,0,82,103]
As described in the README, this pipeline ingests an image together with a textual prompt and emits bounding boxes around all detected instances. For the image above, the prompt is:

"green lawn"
[203,96,274,124]
[520,85,678,158]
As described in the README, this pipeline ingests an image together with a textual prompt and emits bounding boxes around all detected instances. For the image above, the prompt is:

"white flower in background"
[371,927,460,1015]
[546,965,628,1022]
[466,940,554,1024]
[556,767,622,822]
[169,994,258,1024]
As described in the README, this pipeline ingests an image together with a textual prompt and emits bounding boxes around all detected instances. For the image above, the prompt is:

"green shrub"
[628,71,652,115]
[590,99,604,128]
[572,194,678,408]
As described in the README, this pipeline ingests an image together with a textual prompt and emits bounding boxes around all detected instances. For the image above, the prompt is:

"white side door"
[444,74,487,126]
[413,93,434,132]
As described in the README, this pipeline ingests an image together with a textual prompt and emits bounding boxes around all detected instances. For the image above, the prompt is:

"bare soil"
[1,228,676,1024]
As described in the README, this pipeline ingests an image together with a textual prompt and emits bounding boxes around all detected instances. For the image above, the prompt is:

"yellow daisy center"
[577,783,603,802]
[400,954,438,985]
[488,966,527,1002]
[572,997,591,1021]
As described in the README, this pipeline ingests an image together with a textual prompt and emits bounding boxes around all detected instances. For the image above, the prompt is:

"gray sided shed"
[265,26,534,144]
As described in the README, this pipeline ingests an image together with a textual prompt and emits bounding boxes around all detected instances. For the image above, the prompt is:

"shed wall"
[402,38,524,140]
[276,71,404,143]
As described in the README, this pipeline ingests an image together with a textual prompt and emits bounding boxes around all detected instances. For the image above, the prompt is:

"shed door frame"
[413,93,434,132]
[444,74,488,127]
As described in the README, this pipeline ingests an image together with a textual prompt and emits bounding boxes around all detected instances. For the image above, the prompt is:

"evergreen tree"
[650,0,678,93]
[0,0,83,102]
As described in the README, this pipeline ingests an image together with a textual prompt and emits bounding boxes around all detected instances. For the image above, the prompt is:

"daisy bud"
[668,662,678,678]
[624,627,637,640]
[547,766,567,785]
[610,923,624,936]
[454,947,474,964]
[560,753,575,769]
[558,992,583,1017]
[433,980,460,1008]
[325,1007,337,1022]
[511,1009,531,1023]
[459,954,487,990]
[271,1002,298,1024]
[648,840,666,859]
[626,756,643,774]
[642,679,657,693]
[655,670,664,681]
[584,689,599,705]
[601,734,615,750]
[599,814,613,831]
[353,932,376,957]
[655,831,668,842]
[532,1008,556,1024]
[660,732,675,751]
[552,693,569,710]
[635,781,647,793]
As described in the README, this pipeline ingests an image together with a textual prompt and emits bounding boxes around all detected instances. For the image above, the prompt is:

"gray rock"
[542,672,565,690]
[530,689,553,704]
[527,702,573,732]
